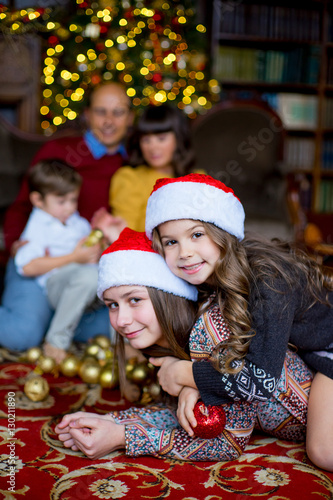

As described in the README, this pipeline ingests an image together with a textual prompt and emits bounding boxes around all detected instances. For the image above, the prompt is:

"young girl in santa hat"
[145,173,333,471]
[55,228,312,461]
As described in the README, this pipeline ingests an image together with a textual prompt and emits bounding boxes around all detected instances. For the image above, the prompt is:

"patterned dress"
[191,304,314,441]
[256,349,313,441]
[111,304,313,460]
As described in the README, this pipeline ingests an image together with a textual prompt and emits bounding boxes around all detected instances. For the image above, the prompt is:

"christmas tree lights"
[0,1,221,133]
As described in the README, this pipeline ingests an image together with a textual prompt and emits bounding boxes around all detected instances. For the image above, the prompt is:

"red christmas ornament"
[152,73,162,83]
[91,75,101,85]
[192,401,226,439]
[153,12,163,22]
[48,35,59,46]
[125,8,134,19]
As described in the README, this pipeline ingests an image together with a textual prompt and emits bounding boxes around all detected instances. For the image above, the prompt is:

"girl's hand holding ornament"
[177,389,226,439]
[192,401,226,439]
[177,386,201,436]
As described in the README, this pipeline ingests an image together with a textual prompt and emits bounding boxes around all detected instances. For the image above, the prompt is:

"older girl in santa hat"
[55,228,312,461]
[145,173,333,471]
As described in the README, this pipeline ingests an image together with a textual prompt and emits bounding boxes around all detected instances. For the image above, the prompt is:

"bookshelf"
[209,0,333,218]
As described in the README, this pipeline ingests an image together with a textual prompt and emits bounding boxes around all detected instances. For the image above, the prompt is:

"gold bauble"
[99,364,119,389]
[147,382,161,399]
[131,363,151,385]
[37,355,56,373]
[125,357,138,380]
[93,334,112,350]
[85,343,102,358]
[104,349,114,362]
[84,229,104,247]
[26,347,43,364]
[24,376,49,402]
[80,355,96,365]
[78,357,94,378]
[60,355,80,377]
[84,343,112,364]
[140,386,153,405]
[79,359,101,384]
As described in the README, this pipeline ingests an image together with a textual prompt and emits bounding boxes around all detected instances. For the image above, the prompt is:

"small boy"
[15,160,102,363]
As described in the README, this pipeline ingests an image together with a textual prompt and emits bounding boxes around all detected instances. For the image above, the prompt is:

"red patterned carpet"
[1,349,333,500]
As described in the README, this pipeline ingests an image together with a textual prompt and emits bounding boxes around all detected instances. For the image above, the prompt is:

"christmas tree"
[0,0,220,133]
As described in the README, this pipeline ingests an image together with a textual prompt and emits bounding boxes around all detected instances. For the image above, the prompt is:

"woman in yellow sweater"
[92,104,202,240]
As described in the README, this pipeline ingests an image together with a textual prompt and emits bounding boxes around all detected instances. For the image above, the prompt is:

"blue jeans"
[0,259,110,351]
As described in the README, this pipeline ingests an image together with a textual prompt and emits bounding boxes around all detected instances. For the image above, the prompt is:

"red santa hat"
[145,173,245,240]
[97,227,198,301]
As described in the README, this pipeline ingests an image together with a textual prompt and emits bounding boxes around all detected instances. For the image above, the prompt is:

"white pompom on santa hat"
[97,227,198,301]
[145,173,245,240]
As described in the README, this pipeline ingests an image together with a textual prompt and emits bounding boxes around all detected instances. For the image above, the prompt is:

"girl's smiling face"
[103,285,168,350]
[139,131,177,174]
[158,219,221,286]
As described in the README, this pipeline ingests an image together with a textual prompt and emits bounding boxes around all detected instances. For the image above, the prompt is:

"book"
[284,137,315,171]
[276,93,318,130]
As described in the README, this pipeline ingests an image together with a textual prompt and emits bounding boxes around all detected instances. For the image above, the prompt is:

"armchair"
[192,98,291,240]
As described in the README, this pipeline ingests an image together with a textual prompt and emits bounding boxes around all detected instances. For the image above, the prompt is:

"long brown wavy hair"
[153,223,333,375]
[115,286,198,394]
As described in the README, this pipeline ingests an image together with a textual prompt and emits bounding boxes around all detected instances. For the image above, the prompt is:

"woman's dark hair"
[128,104,195,176]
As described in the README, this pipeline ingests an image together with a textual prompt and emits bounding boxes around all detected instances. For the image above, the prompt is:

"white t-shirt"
[15,207,91,289]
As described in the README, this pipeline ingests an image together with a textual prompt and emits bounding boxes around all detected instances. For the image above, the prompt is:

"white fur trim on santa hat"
[145,179,245,240]
[97,249,198,301]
